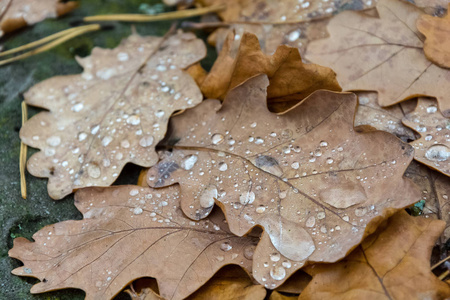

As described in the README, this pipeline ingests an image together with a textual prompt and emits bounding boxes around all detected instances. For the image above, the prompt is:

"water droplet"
[317,212,325,219]
[425,134,432,141]
[218,162,228,171]
[87,164,101,178]
[91,125,100,135]
[129,189,139,196]
[326,158,333,164]
[181,154,198,170]
[211,133,224,145]
[256,205,266,214]
[199,185,217,208]
[320,141,328,147]
[155,110,165,118]
[270,253,281,262]
[270,266,286,281]
[244,245,255,260]
[288,30,301,42]
[121,140,130,148]
[46,136,61,147]
[239,191,255,205]
[425,144,450,162]
[291,162,299,169]
[78,132,88,142]
[220,242,232,252]
[102,136,113,146]
[319,183,367,208]
[305,216,315,227]
[250,122,257,128]
[133,207,143,215]
[282,261,291,269]
[427,105,437,113]
[255,137,264,144]
[139,136,154,147]
[117,52,129,61]
[127,115,141,125]
[281,129,292,139]
[416,125,427,133]
[355,207,367,217]
[261,216,315,261]
[71,103,84,112]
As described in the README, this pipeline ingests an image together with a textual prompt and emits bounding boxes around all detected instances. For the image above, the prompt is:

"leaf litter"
[8,0,450,298]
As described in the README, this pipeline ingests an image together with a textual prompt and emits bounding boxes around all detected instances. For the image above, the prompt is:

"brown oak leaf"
[146,74,420,288]
[402,98,450,176]
[9,185,259,300]
[306,0,450,117]
[0,0,77,37]
[354,91,417,142]
[200,32,341,103]
[298,210,450,300]
[20,31,205,199]
[417,4,450,69]
[405,161,450,246]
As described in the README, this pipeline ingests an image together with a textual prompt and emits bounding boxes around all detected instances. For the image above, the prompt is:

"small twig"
[181,21,230,29]
[431,255,450,270]
[439,270,449,281]
[83,5,225,22]
[20,101,27,199]
[0,24,101,66]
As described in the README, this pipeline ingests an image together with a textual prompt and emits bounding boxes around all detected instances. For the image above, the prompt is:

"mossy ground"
[0,1,216,298]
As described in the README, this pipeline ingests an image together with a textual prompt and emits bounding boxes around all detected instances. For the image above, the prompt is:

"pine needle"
[0,24,101,66]
[432,255,450,270]
[439,270,449,281]
[20,101,27,199]
[83,5,225,22]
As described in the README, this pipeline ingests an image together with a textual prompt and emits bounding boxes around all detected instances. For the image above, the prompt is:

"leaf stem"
[83,5,225,22]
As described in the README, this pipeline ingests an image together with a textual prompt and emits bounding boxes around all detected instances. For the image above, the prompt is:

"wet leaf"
[402,98,450,176]
[200,32,341,104]
[354,91,417,143]
[417,5,450,69]
[0,0,77,37]
[20,31,205,199]
[9,185,258,300]
[147,74,420,288]
[405,161,450,246]
[299,210,450,300]
[306,0,450,117]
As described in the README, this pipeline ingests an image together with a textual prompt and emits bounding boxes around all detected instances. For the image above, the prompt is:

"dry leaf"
[404,161,450,246]
[402,98,450,176]
[354,91,417,142]
[275,270,311,294]
[0,0,77,37]
[201,32,341,102]
[9,185,259,300]
[306,0,450,117]
[196,0,375,24]
[20,31,205,199]
[417,5,450,69]
[269,291,298,300]
[147,74,420,288]
[299,210,450,300]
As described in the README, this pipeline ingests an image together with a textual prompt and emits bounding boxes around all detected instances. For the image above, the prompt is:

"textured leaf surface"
[20,32,205,199]
[403,98,450,176]
[299,211,450,300]
[0,0,77,37]
[201,32,341,103]
[417,5,450,68]
[306,0,450,116]
[147,74,420,288]
[9,185,258,300]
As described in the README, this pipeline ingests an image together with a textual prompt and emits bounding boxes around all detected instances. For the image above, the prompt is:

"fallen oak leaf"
[20,31,205,199]
[147,74,420,288]
[354,91,417,143]
[298,210,450,300]
[0,0,77,37]
[402,98,450,176]
[201,32,341,102]
[417,5,450,69]
[9,185,259,300]
[269,291,298,300]
[305,0,450,117]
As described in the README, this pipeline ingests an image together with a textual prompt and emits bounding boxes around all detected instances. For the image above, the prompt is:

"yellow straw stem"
[20,101,28,199]
[0,25,96,58]
[438,269,449,281]
[0,24,101,66]
[432,255,450,271]
[83,5,225,22]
